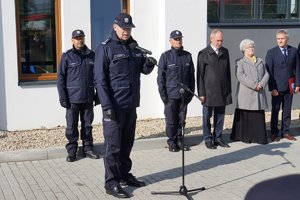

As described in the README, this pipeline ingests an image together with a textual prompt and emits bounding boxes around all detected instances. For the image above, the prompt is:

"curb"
[1,127,299,163]
[0,134,204,163]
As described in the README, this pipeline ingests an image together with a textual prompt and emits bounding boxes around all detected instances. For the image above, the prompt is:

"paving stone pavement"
[0,129,300,200]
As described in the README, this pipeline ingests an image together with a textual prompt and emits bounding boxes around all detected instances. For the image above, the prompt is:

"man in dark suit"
[265,29,300,142]
[197,29,232,149]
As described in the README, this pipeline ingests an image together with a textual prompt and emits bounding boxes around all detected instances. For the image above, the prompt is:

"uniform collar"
[72,45,90,55]
[111,30,135,45]
[171,46,183,54]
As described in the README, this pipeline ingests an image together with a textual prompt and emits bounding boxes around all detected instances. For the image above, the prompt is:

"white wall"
[131,0,207,119]
[130,0,164,119]
[0,0,6,129]
[61,0,92,51]
[61,0,102,123]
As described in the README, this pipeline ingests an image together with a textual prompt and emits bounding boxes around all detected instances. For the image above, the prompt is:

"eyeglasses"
[245,46,254,49]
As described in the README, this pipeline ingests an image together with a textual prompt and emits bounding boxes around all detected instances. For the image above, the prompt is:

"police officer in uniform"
[94,13,157,198]
[157,30,195,152]
[57,29,99,162]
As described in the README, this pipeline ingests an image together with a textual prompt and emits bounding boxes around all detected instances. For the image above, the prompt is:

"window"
[15,0,61,82]
[208,0,300,24]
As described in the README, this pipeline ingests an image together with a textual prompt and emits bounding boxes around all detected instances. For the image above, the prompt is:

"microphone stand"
[151,64,205,199]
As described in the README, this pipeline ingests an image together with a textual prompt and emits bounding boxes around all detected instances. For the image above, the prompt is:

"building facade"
[0,0,299,130]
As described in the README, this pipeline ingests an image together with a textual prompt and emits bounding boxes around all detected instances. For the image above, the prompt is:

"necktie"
[283,48,287,59]
[215,49,219,55]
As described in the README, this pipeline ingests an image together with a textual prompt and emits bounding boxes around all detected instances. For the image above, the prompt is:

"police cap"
[170,30,183,39]
[114,13,135,28]
[72,29,85,38]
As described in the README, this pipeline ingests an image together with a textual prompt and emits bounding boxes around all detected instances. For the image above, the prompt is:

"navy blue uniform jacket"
[157,47,195,103]
[94,32,154,110]
[265,45,300,92]
[57,45,95,104]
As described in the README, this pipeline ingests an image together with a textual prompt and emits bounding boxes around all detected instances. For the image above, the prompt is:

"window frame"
[15,0,61,83]
[121,0,130,13]
[208,0,300,26]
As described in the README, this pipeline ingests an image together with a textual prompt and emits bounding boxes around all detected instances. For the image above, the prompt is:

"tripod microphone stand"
[151,84,205,199]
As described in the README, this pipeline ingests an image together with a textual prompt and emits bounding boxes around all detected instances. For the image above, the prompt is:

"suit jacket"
[197,45,232,106]
[265,45,300,92]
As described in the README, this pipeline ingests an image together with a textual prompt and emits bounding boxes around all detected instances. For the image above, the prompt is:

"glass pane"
[291,0,298,19]
[208,0,220,21]
[260,0,286,19]
[224,0,254,19]
[18,0,56,74]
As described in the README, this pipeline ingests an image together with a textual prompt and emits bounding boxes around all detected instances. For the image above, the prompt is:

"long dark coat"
[197,45,232,107]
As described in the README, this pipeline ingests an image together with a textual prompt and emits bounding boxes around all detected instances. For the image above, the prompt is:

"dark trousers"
[202,105,225,142]
[65,102,94,154]
[271,91,293,136]
[102,108,137,187]
[164,99,187,145]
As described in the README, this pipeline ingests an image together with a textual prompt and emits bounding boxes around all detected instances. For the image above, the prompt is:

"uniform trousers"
[271,90,293,136]
[102,108,137,187]
[164,99,187,145]
[65,102,94,154]
[202,105,225,142]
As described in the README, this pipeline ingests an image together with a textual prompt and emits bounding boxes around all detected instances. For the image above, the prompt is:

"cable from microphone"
[129,42,152,55]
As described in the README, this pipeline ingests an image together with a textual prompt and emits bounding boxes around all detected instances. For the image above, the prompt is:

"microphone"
[129,43,152,55]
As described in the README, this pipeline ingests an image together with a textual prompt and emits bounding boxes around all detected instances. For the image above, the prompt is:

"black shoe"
[177,140,191,151]
[215,140,230,148]
[177,140,182,150]
[66,153,76,162]
[205,141,216,149]
[168,143,180,152]
[83,151,100,159]
[120,174,146,187]
[105,184,129,198]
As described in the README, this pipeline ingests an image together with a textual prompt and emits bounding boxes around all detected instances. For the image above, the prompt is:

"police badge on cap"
[114,13,135,28]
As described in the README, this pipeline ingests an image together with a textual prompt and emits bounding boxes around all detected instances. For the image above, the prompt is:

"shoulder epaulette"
[102,38,111,45]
